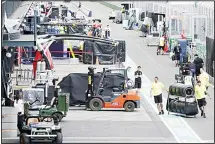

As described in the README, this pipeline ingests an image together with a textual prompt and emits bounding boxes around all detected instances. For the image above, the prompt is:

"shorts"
[135,82,141,89]
[175,54,180,61]
[158,46,164,50]
[154,94,163,104]
[197,98,207,107]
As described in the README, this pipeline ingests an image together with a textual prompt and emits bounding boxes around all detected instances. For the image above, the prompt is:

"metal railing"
[11,69,34,86]
[17,49,118,66]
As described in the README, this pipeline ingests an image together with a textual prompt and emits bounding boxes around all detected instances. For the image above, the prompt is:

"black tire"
[54,132,63,144]
[20,133,30,144]
[89,98,103,111]
[124,101,135,112]
[52,112,63,122]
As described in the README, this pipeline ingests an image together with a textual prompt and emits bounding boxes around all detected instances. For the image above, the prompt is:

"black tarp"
[82,40,126,64]
[206,37,214,77]
[58,73,125,106]
[83,40,116,64]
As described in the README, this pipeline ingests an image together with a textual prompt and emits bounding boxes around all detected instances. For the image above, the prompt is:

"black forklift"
[85,66,140,112]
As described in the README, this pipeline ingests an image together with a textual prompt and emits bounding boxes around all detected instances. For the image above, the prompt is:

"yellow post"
[67,41,76,58]
[96,56,99,65]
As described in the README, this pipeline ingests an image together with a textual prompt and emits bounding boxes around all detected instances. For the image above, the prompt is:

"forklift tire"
[52,112,63,122]
[20,133,30,144]
[54,132,63,144]
[89,98,103,111]
[124,101,135,112]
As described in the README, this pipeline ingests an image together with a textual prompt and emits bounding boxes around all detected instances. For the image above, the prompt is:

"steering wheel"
[42,117,53,122]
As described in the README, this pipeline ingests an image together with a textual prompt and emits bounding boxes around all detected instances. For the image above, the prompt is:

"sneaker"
[161,110,164,115]
[158,112,162,115]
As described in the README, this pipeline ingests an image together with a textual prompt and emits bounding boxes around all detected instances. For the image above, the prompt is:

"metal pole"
[34,8,37,46]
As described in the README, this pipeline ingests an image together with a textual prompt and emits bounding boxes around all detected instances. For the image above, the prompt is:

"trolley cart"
[166,84,199,118]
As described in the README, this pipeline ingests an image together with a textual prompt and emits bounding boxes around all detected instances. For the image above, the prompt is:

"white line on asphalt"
[135,44,164,69]
[126,56,203,143]
[1,137,166,140]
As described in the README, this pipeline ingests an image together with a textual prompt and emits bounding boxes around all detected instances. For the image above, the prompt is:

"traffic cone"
[96,57,99,65]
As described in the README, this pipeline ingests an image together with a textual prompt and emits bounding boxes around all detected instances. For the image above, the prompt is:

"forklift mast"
[86,66,95,99]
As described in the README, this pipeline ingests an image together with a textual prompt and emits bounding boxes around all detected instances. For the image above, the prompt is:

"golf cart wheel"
[52,112,63,122]
[124,101,135,112]
[20,133,30,144]
[54,132,63,144]
[89,98,103,111]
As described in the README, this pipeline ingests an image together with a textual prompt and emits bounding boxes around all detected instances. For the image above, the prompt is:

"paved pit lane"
[80,1,214,143]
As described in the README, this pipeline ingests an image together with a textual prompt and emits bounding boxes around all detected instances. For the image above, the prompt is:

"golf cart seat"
[42,97,57,110]
[29,97,57,110]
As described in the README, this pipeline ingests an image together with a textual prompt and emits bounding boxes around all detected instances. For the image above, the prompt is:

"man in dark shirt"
[173,43,182,67]
[193,54,204,77]
[134,66,142,89]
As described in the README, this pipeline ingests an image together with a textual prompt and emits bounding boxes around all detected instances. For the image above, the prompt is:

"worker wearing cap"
[195,80,209,118]
[150,76,168,115]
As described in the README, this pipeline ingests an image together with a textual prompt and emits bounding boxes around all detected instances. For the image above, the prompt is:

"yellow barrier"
[67,41,76,58]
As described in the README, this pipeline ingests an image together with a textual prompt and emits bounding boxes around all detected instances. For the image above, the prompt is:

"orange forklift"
[85,66,140,112]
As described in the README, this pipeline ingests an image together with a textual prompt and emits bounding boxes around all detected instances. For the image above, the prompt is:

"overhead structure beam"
[2,40,36,47]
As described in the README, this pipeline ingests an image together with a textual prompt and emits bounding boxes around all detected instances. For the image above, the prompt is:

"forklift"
[85,66,140,112]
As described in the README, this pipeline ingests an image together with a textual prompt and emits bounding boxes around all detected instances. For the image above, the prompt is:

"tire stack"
[166,83,199,116]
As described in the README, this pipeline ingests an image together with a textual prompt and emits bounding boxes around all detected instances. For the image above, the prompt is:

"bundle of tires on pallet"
[166,83,199,117]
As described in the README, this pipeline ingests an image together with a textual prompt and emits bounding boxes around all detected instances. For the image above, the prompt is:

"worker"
[105,25,111,39]
[158,35,165,55]
[173,43,182,67]
[188,61,196,78]
[199,68,210,90]
[134,66,142,89]
[78,1,81,8]
[150,76,168,115]
[87,29,93,36]
[59,25,65,34]
[195,80,209,118]
[134,66,142,88]
[193,54,204,78]
[121,6,125,13]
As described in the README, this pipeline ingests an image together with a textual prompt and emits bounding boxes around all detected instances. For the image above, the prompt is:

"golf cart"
[24,91,70,122]
[85,66,140,112]
[17,113,62,144]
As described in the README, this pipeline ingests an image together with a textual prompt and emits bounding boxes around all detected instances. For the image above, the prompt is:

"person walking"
[158,35,165,55]
[173,43,182,67]
[134,66,142,90]
[188,61,196,78]
[193,54,204,78]
[150,76,168,115]
[195,80,210,118]
[104,25,111,39]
